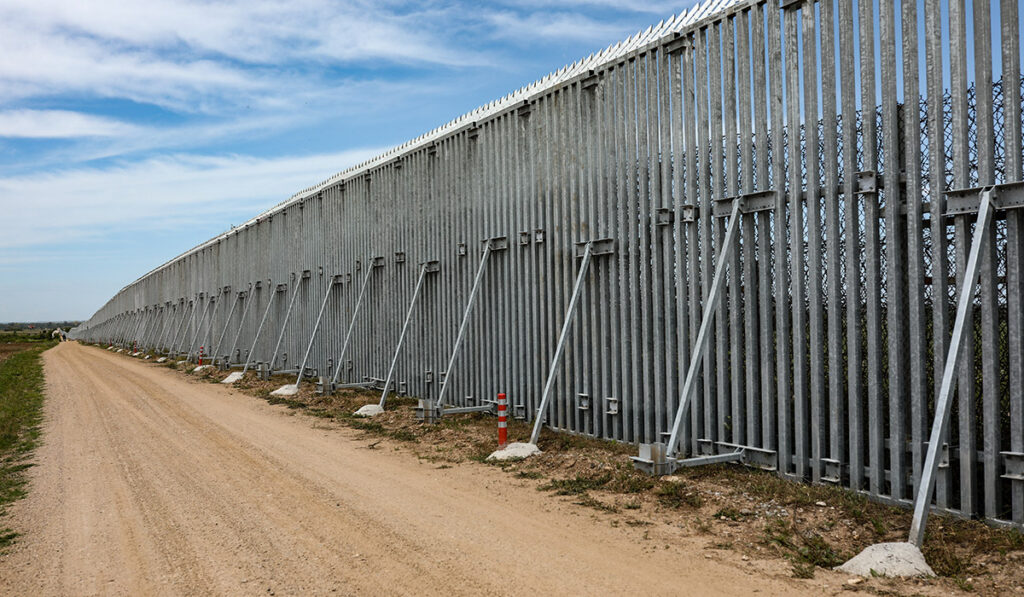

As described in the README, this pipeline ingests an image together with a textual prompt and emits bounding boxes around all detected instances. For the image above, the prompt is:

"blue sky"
[0,0,699,322]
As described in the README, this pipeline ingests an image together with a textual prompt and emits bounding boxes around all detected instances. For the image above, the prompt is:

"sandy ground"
[0,342,830,596]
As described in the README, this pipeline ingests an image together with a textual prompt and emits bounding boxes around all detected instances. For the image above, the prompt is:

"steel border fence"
[72,0,1024,528]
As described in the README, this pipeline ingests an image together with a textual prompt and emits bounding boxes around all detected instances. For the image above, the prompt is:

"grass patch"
[0,342,54,550]
[265,395,307,409]
[573,494,619,513]
[514,470,543,480]
[654,482,703,509]
[762,517,844,577]
[539,474,612,496]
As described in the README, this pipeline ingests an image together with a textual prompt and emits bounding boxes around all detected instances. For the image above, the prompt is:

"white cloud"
[485,11,632,42]
[0,0,486,115]
[0,147,387,249]
[0,110,142,138]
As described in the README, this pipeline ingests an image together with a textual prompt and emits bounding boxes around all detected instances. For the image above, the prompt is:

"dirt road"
[0,343,824,596]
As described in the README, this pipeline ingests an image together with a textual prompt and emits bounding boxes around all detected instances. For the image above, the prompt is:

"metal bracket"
[424,260,440,273]
[425,370,434,384]
[487,236,509,251]
[457,242,467,256]
[581,70,600,90]
[946,182,1024,216]
[519,231,531,246]
[276,283,287,292]
[575,238,615,258]
[605,396,619,415]
[632,441,777,476]
[855,170,879,194]
[779,0,808,9]
[713,190,777,217]
[821,458,842,484]
[1001,452,1024,481]
[301,269,311,279]
[534,229,545,244]
[577,393,590,411]
[371,255,385,268]
[395,251,406,264]
[655,207,674,226]
[664,33,690,55]
[681,204,697,223]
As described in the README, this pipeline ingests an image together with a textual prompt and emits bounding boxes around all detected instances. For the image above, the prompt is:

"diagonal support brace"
[909,188,996,546]
[378,260,439,409]
[636,197,743,473]
[433,237,507,413]
[528,239,614,445]
[330,257,384,390]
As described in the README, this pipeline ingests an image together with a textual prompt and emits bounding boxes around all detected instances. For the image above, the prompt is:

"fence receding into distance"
[73,0,1024,529]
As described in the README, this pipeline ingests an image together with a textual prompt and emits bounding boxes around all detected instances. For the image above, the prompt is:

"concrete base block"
[116,348,123,353]
[354,404,384,417]
[271,384,299,397]
[487,442,542,461]
[144,355,151,360]
[156,357,167,363]
[837,542,935,578]
[193,365,210,373]
[222,371,243,384]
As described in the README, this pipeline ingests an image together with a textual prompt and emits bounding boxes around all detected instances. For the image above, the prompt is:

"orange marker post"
[497,393,508,448]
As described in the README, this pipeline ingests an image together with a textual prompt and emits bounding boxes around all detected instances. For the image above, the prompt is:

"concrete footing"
[354,404,384,417]
[271,384,299,396]
[192,365,210,373]
[221,371,243,384]
[837,542,935,578]
[156,357,167,363]
[487,442,542,461]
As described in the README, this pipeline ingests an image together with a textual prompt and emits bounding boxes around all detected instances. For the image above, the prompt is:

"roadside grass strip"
[0,342,54,550]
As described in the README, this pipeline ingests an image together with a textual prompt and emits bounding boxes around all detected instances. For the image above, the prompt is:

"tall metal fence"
[72,0,1024,529]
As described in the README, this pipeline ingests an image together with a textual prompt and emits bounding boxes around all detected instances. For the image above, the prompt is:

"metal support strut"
[211,289,241,365]
[909,188,994,546]
[428,237,508,420]
[529,239,614,445]
[329,257,384,390]
[633,196,751,474]
[241,282,281,376]
[293,274,342,388]
[379,260,438,409]
[269,271,306,372]
[187,294,215,362]
[226,284,256,365]
[173,298,198,355]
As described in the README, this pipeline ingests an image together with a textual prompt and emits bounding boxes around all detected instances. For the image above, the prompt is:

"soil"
[0,342,842,596]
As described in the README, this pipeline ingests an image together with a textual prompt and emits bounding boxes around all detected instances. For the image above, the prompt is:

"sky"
[0,0,700,322]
